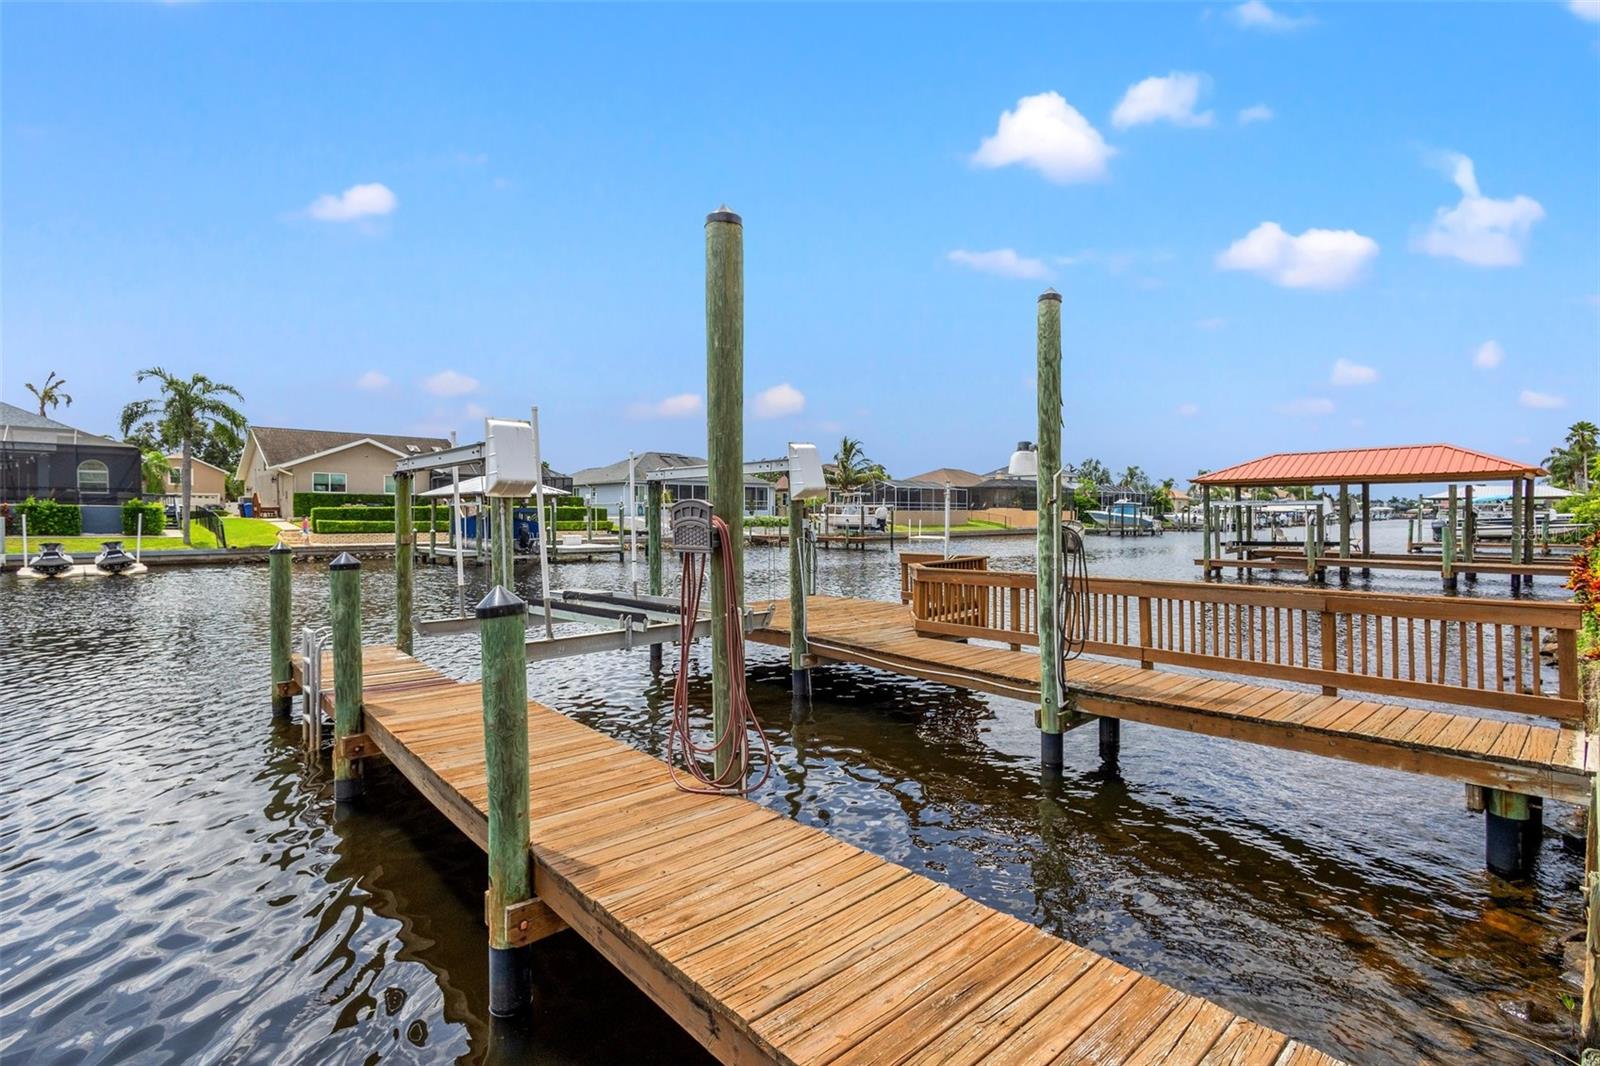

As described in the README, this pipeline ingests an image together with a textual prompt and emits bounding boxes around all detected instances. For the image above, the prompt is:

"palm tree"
[1567,421,1597,492]
[120,369,247,544]
[828,437,885,493]
[24,371,72,416]
[1119,465,1147,492]
[141,449,171,495]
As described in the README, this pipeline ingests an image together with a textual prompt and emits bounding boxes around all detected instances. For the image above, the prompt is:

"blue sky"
[3,1,1596,481]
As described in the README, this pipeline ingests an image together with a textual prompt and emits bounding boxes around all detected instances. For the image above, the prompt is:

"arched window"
[78,459,110,494]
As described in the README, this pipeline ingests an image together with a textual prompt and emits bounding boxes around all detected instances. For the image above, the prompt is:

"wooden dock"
[751,594,1594,805]
[294,646,1340,1065]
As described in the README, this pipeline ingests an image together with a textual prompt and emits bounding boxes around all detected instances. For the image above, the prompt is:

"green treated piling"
[330,552,364,802]
[706,206,744,782]
[647,479,664,671]
[1463,484,1475,564]
[1337,484,1351,581]
[1036,289,1064,769]
[1442,484,1458,586]
[789,493,810,695]
[477,585,532,1015]
[269,542,293,715]
[395,472,414,655]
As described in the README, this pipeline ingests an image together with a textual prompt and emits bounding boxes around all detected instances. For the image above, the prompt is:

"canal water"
[0,524,1582,1064]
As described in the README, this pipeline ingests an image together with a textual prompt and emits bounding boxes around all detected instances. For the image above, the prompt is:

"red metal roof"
[1193,443,1546,487]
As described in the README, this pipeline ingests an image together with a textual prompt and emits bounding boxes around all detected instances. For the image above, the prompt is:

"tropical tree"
[1119,465,1148,492]
[141,448,171,495]
[827,437,886,494]
[1077,458,1111,489]
[120,369,247,544]
[24,371,72,416]
[1555,421,1599,493]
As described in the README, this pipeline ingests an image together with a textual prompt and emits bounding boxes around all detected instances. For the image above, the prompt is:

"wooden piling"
[1036,289,1064,768]
[330,552,364,802]
[477,585,534,1016]
[1463,484,1475,568]
[1337,484,1351,581]
[1484,787,1540,879]
[789,493,811,695]
[1360,482,1371,577]
[1524,476,1536,582]
[706,206,744,782]
[395,472,414,655]
[1201,484,1212,576]
[1441,485,1457,588]
[647,479,664,671]
[269,542,293,715]
[1510,477,1523,593]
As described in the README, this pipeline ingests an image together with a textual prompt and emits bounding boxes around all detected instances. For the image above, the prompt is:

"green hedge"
[122,499,166,535]
[310,504,449,534]
[554,520,616,532]
[745,515,787,528]
[14,497,83,536]
[292,491,394,516]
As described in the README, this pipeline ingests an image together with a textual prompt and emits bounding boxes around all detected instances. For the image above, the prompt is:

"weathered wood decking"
[295,646,1339,1065]
[750,597,1595,804]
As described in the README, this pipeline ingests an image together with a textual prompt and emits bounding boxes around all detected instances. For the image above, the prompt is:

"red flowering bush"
[1567,529,1600,660]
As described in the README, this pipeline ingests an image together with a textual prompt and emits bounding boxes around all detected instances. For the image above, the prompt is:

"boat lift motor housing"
[786,443,829,501]
[482,417,538,498]
[671,499,715,555]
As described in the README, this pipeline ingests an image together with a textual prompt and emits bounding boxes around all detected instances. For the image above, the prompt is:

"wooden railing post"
[269,541,293,715]
[330,552,364,803]
[1318,607,1338,697]
[478,584,534,1016]
[1137,595,1154,669]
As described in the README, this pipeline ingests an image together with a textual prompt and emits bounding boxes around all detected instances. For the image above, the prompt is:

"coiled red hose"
[667,516,773,795]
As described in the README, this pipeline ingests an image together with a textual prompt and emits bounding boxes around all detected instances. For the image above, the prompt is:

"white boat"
[1087,499,1159,530]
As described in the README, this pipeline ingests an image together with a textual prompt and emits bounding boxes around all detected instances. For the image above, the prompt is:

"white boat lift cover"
[418,475,571,499]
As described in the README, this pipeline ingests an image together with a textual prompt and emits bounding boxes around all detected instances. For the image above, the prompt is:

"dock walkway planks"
[750,597,1594,805]
[295,645,1340,1065]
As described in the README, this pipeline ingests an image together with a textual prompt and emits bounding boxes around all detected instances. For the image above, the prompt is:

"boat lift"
[398,423,822,672]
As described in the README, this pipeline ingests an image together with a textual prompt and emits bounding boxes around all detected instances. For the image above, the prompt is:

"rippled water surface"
[0,525,1584,1064]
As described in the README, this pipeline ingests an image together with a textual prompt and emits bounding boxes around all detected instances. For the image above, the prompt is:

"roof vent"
[407,444,421,453]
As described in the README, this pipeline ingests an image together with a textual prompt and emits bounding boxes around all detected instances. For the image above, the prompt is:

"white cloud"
[1112,72,1213,129]
[971,92,1115,184]
[355,370,390,391]
[1473,340,1505,369]
[422,369,479,397]
[1195,316,1227,330]
[1229,0,1315,31]
[754,383,806,418]
[627,393,702,420]
[1412,153,1544,267]
[1176,402,1200,417]
[947,248,1051,280]
[1519,389,1567,409]
[1571,1,1600,21]
[1238,104,1275,125]
[1277,397,1335,416]
[1216,221,1379,289]
[1329,358,1378,386]
[305,182,397,222]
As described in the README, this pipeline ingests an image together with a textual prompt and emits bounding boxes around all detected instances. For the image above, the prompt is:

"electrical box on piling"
[483,418,537,498]
[786,443,828,501]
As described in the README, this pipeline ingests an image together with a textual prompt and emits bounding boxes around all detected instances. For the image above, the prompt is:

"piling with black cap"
[478,584,533,1015]
[647,479,664,671]
[1036,288,1064,770]
[330,552,364,803]
[269,541,293,715]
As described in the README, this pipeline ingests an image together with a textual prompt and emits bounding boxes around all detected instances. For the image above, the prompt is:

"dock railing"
[904,562,1586,722]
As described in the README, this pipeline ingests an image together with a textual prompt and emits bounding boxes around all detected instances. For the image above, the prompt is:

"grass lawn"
[220,517,286,547]
[5,535,193,554]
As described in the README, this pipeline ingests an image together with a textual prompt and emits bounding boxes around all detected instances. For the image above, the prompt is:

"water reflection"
[0,526,1580,1065]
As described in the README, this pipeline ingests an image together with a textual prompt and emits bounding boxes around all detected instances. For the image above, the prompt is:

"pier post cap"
[268,541,293,555]
[706,205,743,226]
[1038,289,1062,304]
[329,552,362,571]
[476,585,527,619]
